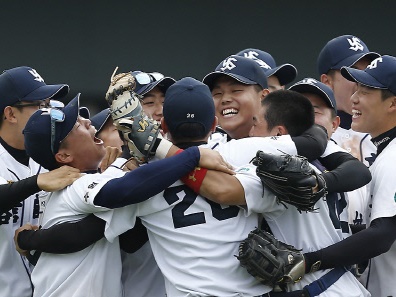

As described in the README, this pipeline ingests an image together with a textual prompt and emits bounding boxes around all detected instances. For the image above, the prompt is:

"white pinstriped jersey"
[31,162,126,297]
[0,143,44,297]
[365,138,396,296]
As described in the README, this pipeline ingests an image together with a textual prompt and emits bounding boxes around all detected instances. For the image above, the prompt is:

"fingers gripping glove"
[252,151,327,212]
[117,116,160,164]
[105,67,143,124]
[237,228,305,287]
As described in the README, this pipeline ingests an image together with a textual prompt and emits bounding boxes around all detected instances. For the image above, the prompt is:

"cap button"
[187,85,194,90]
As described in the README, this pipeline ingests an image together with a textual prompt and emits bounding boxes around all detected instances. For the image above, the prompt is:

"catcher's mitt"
[237,228,305,287]
[104,67,160,163]
[105,67,143,124]
[252,151,327,212]
[116,116,160,164]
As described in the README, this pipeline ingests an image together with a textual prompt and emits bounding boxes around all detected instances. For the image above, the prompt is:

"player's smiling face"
[141,86,165,122]
[59,116,105,171]
[350,84,394,138]
[211,76,264,139]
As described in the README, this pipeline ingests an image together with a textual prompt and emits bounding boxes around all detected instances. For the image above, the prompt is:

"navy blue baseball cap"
[23,94,90,170]
[202,55,268,90]
[91,108,111,134]
[236,48,297,86]
[0,66,69,112]
[131,71,176,96]
[341,55,396,95]
[317,35,380,75]
[289,78,337,112]
[164,77,215,135]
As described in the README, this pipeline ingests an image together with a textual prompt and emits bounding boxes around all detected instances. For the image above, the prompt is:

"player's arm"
[199,170,246,205]
[15,214,105,255]
[0,166,81,213]
[319,151,371,193]
[291,124,328,161]
[15,215,149,256]
[94,146,233,208]
[304,216,396,272]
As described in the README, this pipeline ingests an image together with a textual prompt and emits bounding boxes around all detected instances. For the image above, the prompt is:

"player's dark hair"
[262,90,315,137]
[381,89,395,101]
[171,122,208,142]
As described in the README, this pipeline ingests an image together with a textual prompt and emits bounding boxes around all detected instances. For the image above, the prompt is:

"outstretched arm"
[304,216,396,272]
[0,166,81,213]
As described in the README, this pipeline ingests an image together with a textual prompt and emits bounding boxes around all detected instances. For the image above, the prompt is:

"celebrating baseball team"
[1,34,395,297]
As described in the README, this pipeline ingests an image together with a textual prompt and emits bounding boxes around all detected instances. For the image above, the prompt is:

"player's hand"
[122,158,139,172]
[37,166,82,192]
[99,146,122,172]
[198,148,234,175]
[14,223,39,257]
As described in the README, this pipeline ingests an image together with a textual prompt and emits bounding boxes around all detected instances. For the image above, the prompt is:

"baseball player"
[0,66,82,297]
[236,48,298,91]
[132,70,175,122]
[93,78,368,296]
[91,107,167,297]
[203,55,327,163]
[301,55,396,296]
[317,35,380,166]
[21,93,230,297]
[201,88,370,296]
[288,78,371,238]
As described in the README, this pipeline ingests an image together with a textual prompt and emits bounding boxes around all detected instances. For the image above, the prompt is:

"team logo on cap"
[28,69,45,82]
[367,57,383,69]
[220,57,237,71]
[347,37,364,52]
[301,78,318,85]
[243,51,271,70]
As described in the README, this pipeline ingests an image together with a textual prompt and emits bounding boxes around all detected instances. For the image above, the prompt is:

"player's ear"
[54,151,73,165]
[260,88,270,101]
[3,106,18,123]
[211,116,218,132]
[320,74,332,88]
[161,118,169,134]
[276,125,288,136]
[332,115,341,132]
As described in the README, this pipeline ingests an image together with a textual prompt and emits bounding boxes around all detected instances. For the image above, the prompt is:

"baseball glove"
[105,67,160,163]
[105,67,143,124]
[237,228,305,287]
[252,151,327,212]
[116,116,160,164]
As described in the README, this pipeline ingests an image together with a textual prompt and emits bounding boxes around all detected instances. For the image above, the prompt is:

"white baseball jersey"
[96,136,302,297]
[0,143,44,297]
[365,138,396,296]
[121,242,166,297]
[31,162,126,297]
[332,127,377,167]
[237,164,370,297]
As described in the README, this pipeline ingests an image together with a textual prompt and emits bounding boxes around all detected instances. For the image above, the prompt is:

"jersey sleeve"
[233,164,285,217]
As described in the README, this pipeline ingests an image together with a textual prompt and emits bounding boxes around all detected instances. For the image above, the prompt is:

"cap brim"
[289,83,335,110]
[341,67,387,90]
[91,108,111,133]
[59,94,81,143]
[202,71,257,90]
[136,77,176,96]
[333,52,380,71]
[23,84,69,101]
[266,64,297,86]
